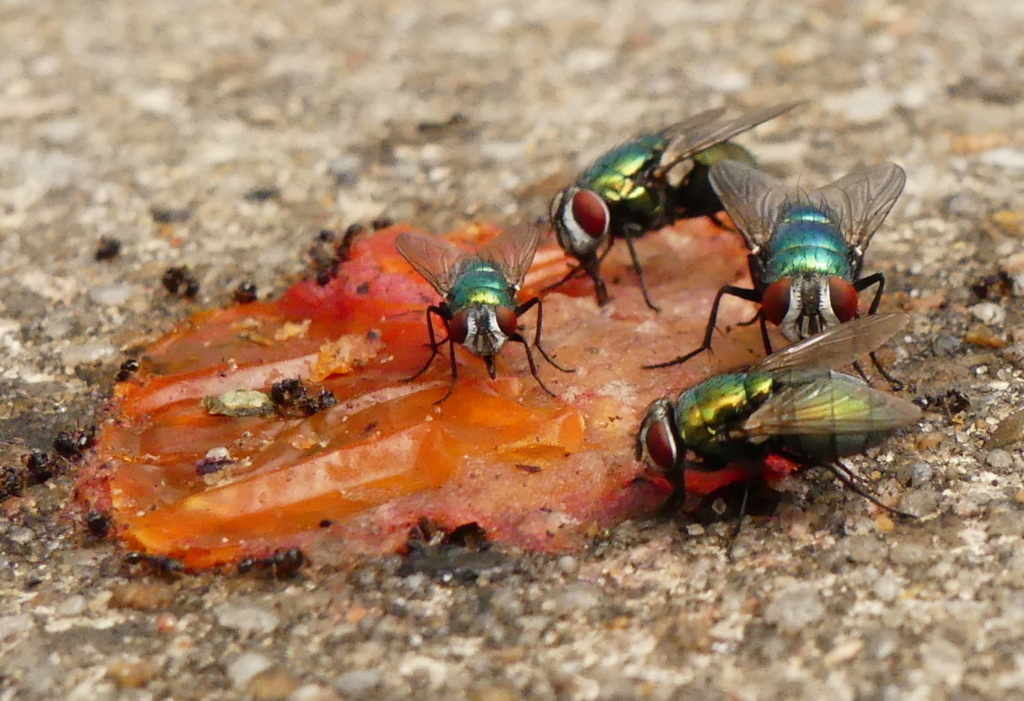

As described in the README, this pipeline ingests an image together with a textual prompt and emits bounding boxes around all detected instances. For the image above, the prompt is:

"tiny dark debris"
[338,223,367,261]
[270,378,337,417]
[0,466,22,500]
[86,510,111,538]
[123,552,185,578]
[233,281,258,304]
[399,520,507,582]
[915,389,971,416]
[515,463,542,474]
[23,451,56,484]
[416,112,469,134]
[243,186,280,202]
[53,426,97,461]
[162,266,200,298]
[94,236,122,261]
[115,358,141,382]
[237,548,308,579]
[150,206,193,224]
[970,271,1014,302]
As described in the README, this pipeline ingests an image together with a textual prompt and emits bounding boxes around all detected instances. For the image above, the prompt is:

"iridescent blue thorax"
[766,205,851,282]
[449,261,515,310]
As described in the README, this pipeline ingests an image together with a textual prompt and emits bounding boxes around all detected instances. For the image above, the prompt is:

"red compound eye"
[828,277,859,322]
[447,309,469,344]
[570,189,610,239]
[762,278,793,326]
[494,306,518,337]
[643,419,678,471]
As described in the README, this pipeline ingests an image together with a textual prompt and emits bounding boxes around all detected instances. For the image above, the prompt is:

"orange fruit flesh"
[77,221,771,569]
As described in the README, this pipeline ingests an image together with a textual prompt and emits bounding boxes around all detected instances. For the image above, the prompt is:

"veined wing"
[657,101,804,173]
[741,376,921,437]
[754,313,909,375]
[395,232,468,296]
[708,160,792,251]
[809,162,906,251]
[477,224,542,290]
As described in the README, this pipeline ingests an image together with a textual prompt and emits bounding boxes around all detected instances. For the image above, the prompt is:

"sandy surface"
[2,1,1024,699]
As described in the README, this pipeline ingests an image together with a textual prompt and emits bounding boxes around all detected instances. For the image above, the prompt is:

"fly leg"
[855,273,904,390]
[725,481,751,560]
[405,305,460,404]
[508,332,558,397]
[644,285,762,369]
[406,305,448,381]
[515,297,574,373]
[434,337,459,404]
[827,460,915,518]
[622,226,659,311]
[540,247,611,307]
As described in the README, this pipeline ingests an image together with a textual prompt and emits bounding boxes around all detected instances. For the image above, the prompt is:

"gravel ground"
[2,1,1024,699]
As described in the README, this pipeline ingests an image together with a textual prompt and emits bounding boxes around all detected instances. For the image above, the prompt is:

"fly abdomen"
[767,205,852,281]
[785,430,895,463]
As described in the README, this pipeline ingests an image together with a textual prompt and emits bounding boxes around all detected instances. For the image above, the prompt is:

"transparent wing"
[477,223,541,290]
[809,162,906,251]
[741,376,921,437]
[708,160,792,251]
[657,101,804,172]
[754,313,909,376]
[395,232,467,296]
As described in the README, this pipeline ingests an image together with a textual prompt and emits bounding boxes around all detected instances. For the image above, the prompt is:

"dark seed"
[24,452,56,484]
[162,266,199,298]
[0,466,21,500]
[233,281,258,304]
[86,511,111,537]
[116,358,141,382]
[94,237,122,261]
[243,187,280,202]
[150,206,192,224]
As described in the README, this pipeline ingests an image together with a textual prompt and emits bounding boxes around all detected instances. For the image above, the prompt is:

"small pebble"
[107,658,159,688]
[873,571,902,602]
[334,669,384,697]
[287,684,344,701]
[248,669,302,700]
[550,583,602,616]
[986,449,1014,470]
[109,582,175,610]
[899,491,940,518]
[227,652,273,688]
[841,535,887,564]
[968,302,1006,326]
[987,510,1024,538]
[889,542,932,567]
[0,614,35,641]
[763,584,824,633]
[214,602,280,637]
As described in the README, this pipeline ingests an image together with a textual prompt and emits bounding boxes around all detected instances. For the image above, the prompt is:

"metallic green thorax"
[449,260,515,310]
[766,205,852,281]
[578,134,671,220]
[675,372,773,459]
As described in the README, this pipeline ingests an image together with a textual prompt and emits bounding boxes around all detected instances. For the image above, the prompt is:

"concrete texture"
[2,0,1024,698]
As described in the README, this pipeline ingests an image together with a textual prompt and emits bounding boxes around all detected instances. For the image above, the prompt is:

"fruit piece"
[78,221,765,569]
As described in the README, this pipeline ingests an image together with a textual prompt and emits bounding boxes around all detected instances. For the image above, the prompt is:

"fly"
[548,101,804,310]
[646,160,906,388]
[637,313,920,511]
[396,225,572,403]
